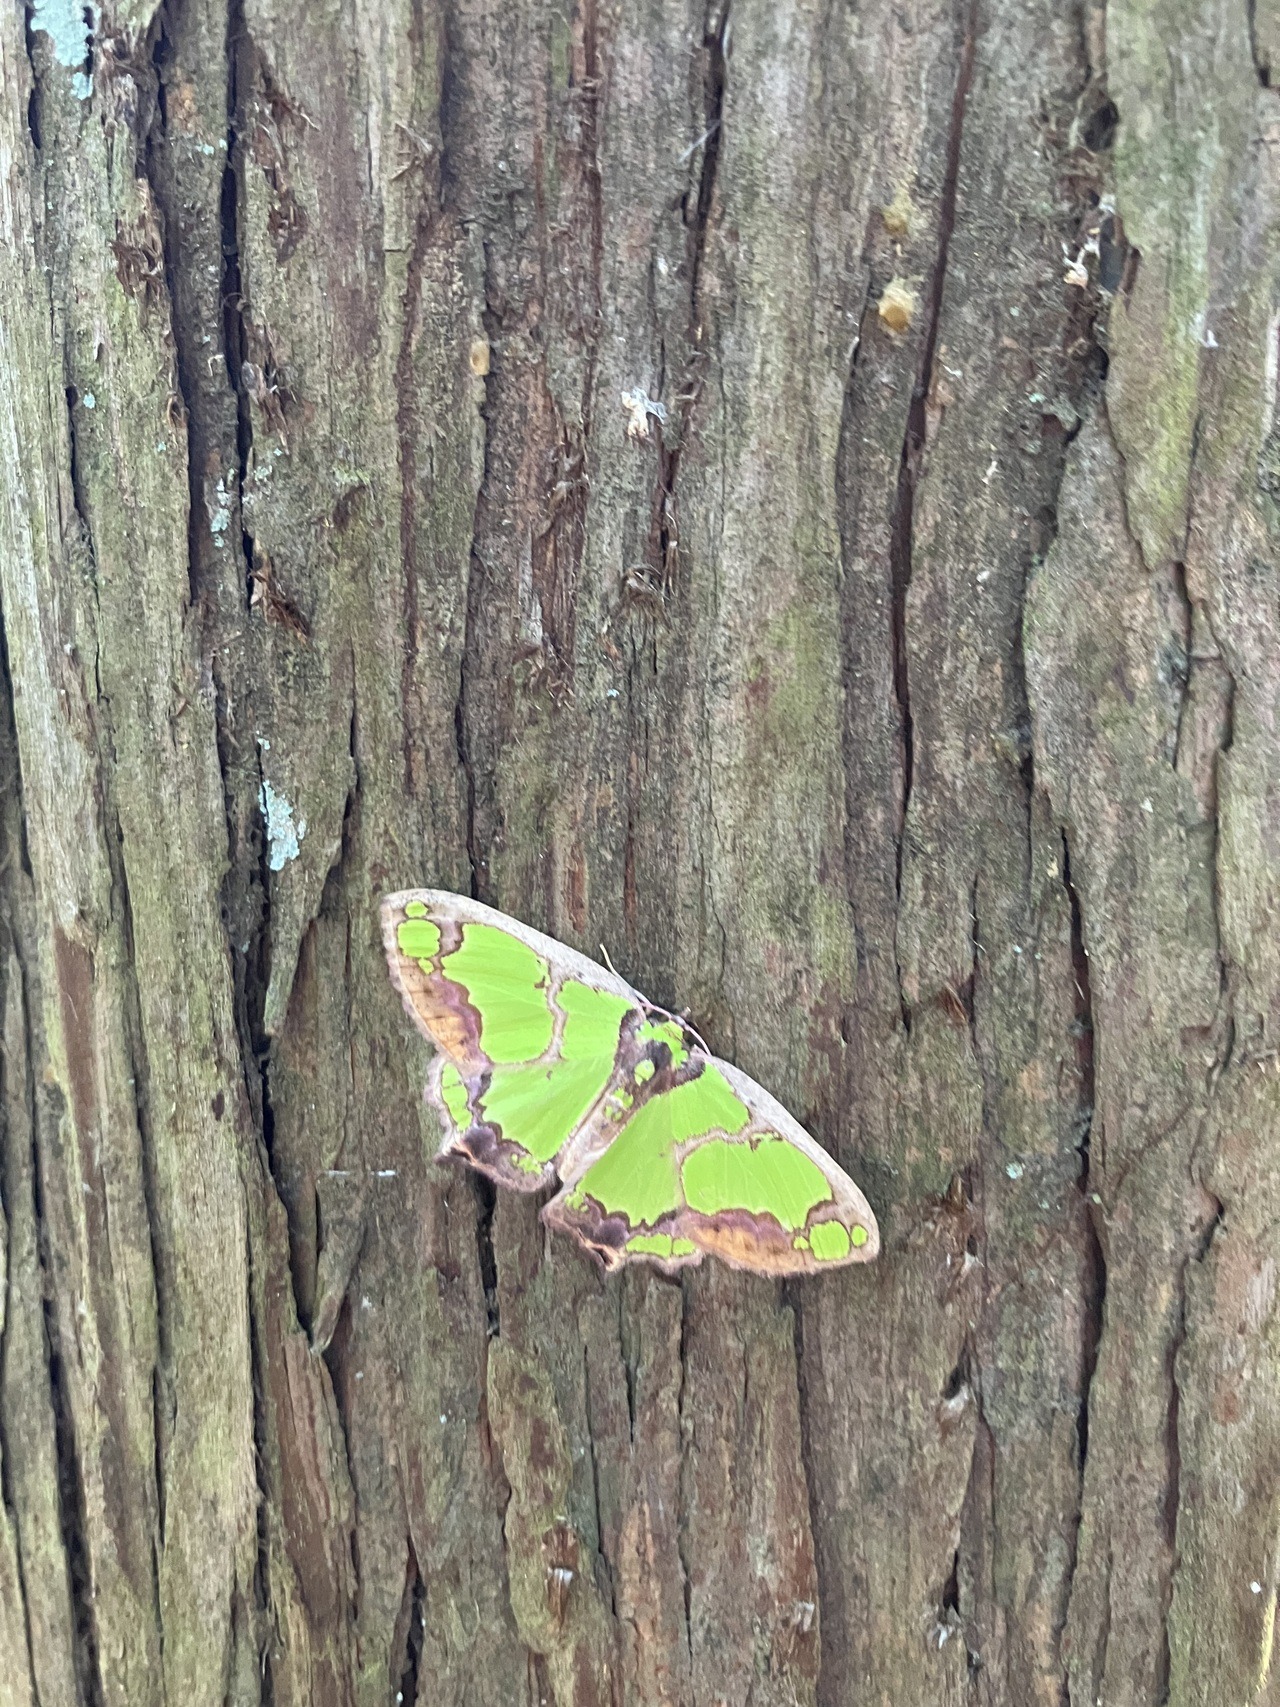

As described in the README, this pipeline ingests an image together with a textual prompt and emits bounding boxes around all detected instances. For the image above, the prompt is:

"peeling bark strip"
[0,0,1278,1700]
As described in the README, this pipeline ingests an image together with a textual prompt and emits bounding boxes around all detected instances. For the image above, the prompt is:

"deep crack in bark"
[394,1542,427,1707]
[1059,827,1105,1686]
[0,632,89,1702]
[785,1279,826,1700]
[675,1281,694,1663]
[646,0,727,601]
[221,0,258,608]
[472,1173,500,1337]
[888,0,977,1025]
[394,0,443,798]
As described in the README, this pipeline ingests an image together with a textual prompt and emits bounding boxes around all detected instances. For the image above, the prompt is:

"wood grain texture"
[0,0,1276,1701]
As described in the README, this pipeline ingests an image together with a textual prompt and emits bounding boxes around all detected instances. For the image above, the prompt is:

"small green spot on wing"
[404,900,428,918]
[626,1232,698,1259]
[627,1232,674,1258]
[439,1063,471,1129]
[397,917,442,962]
[634,1060,655,1085]
[810,1220,851,1262]
[682,1134,831,1231]
[637,1017,690,1070]
[850,1224,869,1249]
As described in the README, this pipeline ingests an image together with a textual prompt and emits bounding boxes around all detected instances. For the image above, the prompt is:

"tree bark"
[1,0,1277,1702]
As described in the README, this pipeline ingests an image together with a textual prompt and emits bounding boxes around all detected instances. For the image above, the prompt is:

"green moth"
[381,890,879,1275]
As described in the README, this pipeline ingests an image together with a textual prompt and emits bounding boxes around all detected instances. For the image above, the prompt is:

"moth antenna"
[600,942,621,978]
[631,993,714,1058]
[683,1021,712,1056]
[666,1004,709,1053]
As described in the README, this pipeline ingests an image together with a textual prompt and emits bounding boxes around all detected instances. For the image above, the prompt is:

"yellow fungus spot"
[881,184,915,239]
[878,279,917,334]
[470,337,491,376]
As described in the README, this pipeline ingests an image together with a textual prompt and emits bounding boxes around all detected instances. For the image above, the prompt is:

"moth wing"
[546,1054,879,1274]
[381,889,645,1192]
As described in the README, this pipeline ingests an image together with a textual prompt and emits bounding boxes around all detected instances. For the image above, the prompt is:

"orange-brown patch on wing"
[394,953,485,1067]
[692,1218,799,1275]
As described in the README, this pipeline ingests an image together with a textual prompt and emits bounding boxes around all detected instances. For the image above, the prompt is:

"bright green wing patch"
[397,915,442,965]
[560,978,632,1058]
[478,981,634,1163]
[573,1065,750,1226]
[441,922,554,1064]
[681,1136,832,1231]
[809,1220,851,1261]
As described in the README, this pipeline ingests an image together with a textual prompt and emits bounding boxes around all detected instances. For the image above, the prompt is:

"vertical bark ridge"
[0,625,90,1707]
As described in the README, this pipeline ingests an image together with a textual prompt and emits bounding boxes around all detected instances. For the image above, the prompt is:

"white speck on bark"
[210,477,231,544]
[621,388,667,441]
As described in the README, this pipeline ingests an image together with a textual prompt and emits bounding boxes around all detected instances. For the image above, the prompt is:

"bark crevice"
[0,724,68,1701]
[394,1542,426,1707]
[674,1282,694,1663]
[455,275,490,902]
[221,0,258,608]
[44,1312,106,1707]
[581,1341,617,1619]
[650,0,728,603]
[242,1196,277,1707]
[394,88,441,797]
[889,0,977,1021]
[1059,825,1105,1674]
[472,1172,500,1337]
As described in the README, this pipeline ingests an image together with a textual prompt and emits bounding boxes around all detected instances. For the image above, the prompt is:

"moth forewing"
[382,888,648,1189]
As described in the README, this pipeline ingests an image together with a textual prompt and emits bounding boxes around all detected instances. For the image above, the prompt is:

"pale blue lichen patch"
[29,0,96,99]
[259,778,306,870]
